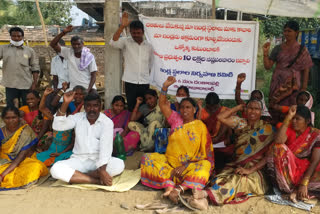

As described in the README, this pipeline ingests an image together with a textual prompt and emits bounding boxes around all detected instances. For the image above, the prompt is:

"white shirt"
[51,55,69,88]
[109,36,154,84]
[53,112,114,168]
[60,46,97,90]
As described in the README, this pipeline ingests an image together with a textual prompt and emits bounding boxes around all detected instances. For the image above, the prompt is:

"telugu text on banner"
[140,15,259,99]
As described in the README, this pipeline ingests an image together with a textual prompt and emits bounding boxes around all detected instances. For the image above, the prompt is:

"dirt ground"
[1,151,320,214]
[1,180,320,214]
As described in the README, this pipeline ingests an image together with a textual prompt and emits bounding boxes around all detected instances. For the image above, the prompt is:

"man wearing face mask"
[110,11,154,112]
[50,25,97,94]
[50,39,69,91]
[0,27,40,108]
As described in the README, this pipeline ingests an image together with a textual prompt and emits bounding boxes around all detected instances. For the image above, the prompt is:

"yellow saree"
[0,124,48,190]
[141,111,214,190]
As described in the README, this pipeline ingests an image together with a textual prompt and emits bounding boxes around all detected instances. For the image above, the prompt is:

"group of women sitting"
[0,84,87,190]
[138,75,320,210]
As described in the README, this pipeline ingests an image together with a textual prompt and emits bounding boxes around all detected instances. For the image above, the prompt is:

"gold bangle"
[300,177,310,186]
[57,90,64,97]
[283,118,291,126]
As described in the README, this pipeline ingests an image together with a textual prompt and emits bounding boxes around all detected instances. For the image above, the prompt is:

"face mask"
[10,39,24,47]
[176,97,186,103]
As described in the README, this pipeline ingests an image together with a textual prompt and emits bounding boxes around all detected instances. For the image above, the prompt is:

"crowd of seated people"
[0,20,319,213]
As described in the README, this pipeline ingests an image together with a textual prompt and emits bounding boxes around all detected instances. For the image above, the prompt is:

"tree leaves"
[0,1,73,27]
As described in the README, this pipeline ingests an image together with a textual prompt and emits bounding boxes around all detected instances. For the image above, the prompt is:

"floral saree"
[104,109,140,152]
[267,127,320,193]
[0,124,48,190]
[141,111,214,190]
[206,117,275,205]
[129,105,165,151]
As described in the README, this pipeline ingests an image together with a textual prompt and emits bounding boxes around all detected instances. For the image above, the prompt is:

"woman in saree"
[197,92,231,170]
[235,73,271,122]
[104,95,139,153]
[270,91,315,126]
[188,99,275,210]
[140,76,214,204]
[36,88,74,166]
[170,85,189,112]
[68,85,86,114]
[0,106,48,190]
[267,105,320,202]
[19,90,52,152]
[128,89,165,152]
[263,21,312,123]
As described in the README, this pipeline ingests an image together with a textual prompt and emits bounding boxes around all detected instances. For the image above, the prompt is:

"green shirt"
[0,44,39,89]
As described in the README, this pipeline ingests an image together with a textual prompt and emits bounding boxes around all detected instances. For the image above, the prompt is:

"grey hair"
[247,99,263,110]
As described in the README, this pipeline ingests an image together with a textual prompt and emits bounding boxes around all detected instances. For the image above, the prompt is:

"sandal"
[178,194,200,211]
[135,201,169,210]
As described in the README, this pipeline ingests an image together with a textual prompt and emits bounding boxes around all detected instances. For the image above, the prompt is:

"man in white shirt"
[50,92,124,185]
[51,39,69,90]
[110,12,154,111]
[50,26,97,93]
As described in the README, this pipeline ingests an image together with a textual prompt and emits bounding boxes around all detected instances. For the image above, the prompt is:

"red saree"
[267,127,320,193]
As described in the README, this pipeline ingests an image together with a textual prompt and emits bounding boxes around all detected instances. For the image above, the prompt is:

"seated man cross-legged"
[50,92,125,185]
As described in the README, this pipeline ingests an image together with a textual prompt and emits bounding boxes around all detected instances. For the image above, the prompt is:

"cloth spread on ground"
[51,169,140,192]
[265,187,316,211]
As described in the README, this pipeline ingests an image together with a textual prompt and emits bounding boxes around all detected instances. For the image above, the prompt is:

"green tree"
[261,16,320,38]
[0,0,73,27]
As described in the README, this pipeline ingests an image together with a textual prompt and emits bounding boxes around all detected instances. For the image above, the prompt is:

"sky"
[70,5,90,26]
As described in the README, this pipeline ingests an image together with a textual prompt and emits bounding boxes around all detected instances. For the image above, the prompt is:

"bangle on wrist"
[283,118,291,126]
[57,90,64,97]
[300,177,310,186]
[161,88,167,96]
[178,185,185,193]
[58,108,66,116]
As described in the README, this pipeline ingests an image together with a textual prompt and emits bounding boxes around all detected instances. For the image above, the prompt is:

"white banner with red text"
[140,15,259,99]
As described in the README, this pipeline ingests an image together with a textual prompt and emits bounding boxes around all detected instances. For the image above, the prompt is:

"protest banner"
[140,15,259,99]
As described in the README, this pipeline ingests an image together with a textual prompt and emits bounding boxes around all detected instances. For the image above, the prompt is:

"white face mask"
[10,39,24,47]
[176,97,186,103]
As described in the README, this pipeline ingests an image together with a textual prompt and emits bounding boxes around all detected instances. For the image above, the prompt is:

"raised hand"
[136,97,143,105]
[44,88,54,96]
[236,104,246,112]
[163,76,176,88]
[263,42,271,55]
[288,105,297,119]
[237,73,246,84]
[63,91,75,104]
[121,11,130,27]
[63,25,73,34]
[197,99,203,109]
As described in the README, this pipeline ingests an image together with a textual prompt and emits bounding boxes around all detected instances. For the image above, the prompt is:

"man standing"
[110,12,154,111]
[50,92,124,185]
[0,27,40,107]
[51,39,69,90]
[50,26,97,93]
